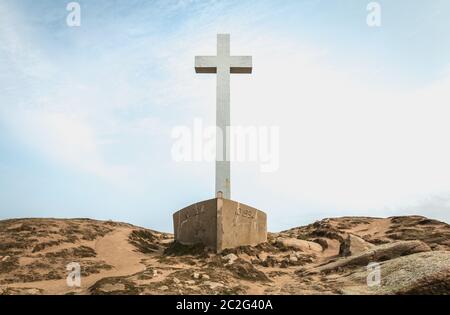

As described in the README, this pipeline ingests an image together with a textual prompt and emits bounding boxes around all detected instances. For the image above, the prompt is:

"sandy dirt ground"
[0,216,449,295]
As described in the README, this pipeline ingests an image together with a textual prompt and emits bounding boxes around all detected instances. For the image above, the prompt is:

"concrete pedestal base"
[173,197,267,253]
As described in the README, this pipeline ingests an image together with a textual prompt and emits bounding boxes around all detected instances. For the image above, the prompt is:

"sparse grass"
[128,229,161,254]
[0,256,19,274]
[163,241,208,257]
[89,277,141,295]
[81,261,113,276]
[226,259,270,282]
[32,240,62,253]
[44,246,97,259]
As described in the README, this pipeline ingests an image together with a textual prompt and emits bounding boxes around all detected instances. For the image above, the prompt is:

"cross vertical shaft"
[216,34,231,199]
[195,34,252,200]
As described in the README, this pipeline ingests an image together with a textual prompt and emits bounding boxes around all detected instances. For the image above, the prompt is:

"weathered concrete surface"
[173,199,218,249]
[173,197,266,252]
[218,198,267,251]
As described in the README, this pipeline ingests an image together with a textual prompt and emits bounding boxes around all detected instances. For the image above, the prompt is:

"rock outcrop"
[312,240,431,274]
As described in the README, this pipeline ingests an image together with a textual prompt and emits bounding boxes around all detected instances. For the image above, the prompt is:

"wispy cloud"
[4,109,132,181]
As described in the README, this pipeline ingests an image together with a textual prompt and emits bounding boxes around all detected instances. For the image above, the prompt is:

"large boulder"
[313,240,431,274]
[340,251,450,295]
[276,238,322,252]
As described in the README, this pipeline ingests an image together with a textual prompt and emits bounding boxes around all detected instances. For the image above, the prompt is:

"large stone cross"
[195,34,252,200]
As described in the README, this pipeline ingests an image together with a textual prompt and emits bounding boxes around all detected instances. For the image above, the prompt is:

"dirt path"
[1,227,146,295]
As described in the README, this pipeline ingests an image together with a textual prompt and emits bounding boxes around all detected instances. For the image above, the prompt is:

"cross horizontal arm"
[230,56,252,74]
[195,56,217,73]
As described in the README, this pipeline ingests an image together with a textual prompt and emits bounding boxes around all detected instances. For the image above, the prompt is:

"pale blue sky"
[1,0,450,232]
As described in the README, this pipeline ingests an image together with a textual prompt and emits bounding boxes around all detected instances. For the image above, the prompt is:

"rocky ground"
[0,216,449,295]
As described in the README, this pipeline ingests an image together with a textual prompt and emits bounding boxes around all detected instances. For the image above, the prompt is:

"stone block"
[173,197,267,252]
